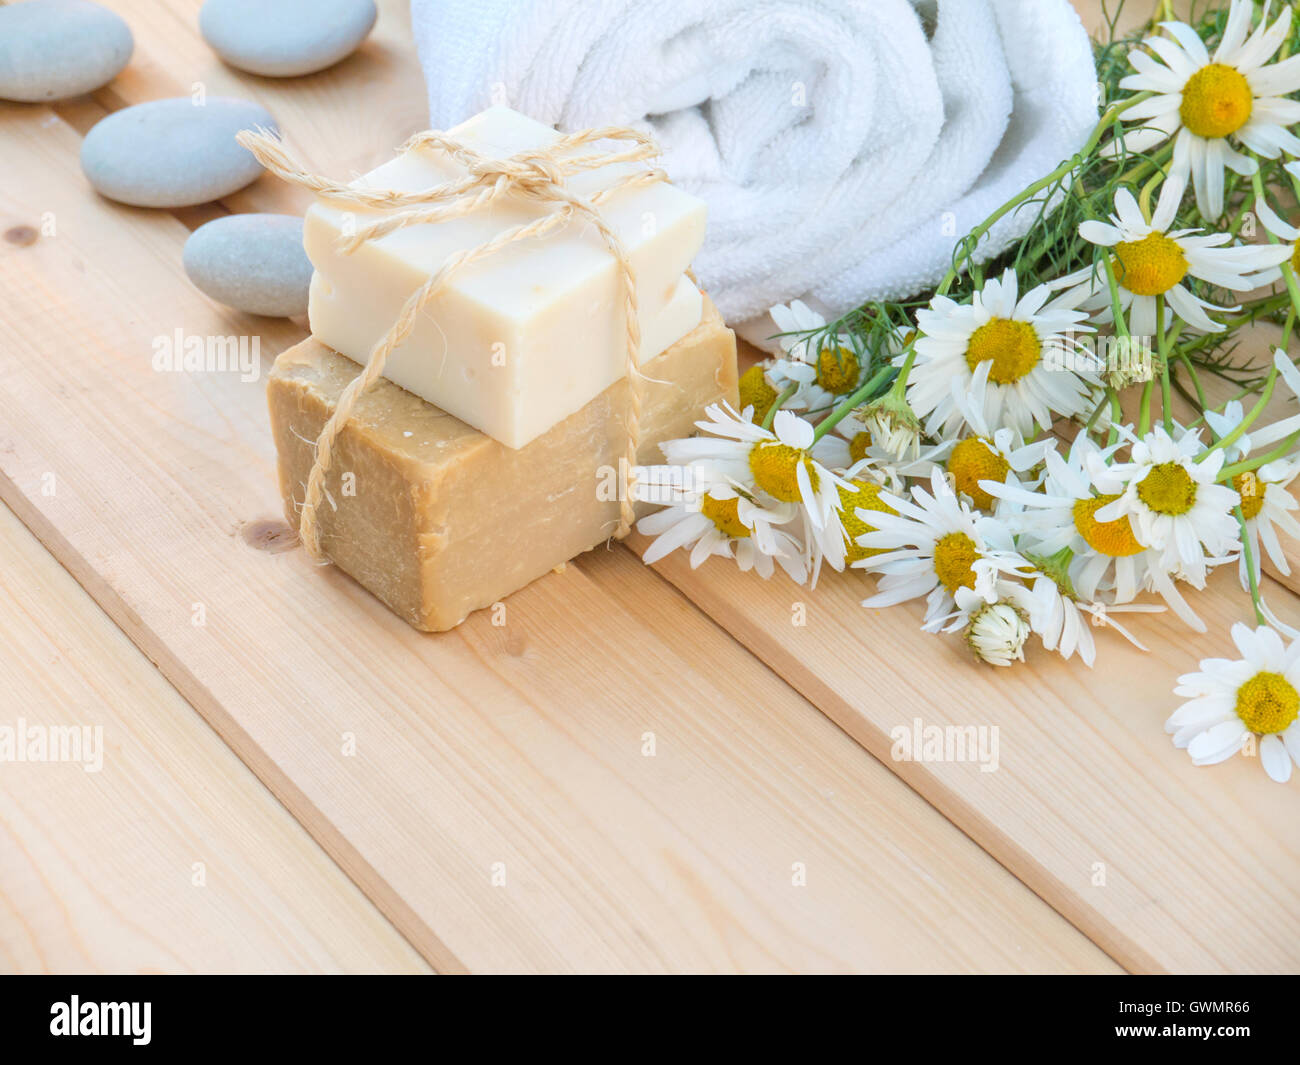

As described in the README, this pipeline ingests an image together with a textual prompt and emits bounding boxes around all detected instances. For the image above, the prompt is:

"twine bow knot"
[237,123,670,561]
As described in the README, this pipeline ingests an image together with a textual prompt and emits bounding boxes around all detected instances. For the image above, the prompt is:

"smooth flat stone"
[199,0,377,77]
[0,0,133,102]
[81,97,276,208]
[183,214,312,317]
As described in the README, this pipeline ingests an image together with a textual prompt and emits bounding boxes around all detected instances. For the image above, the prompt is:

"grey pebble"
[0,0,133,102]
[199,0,377,78]
[81,97,276,208]
[183,214,312,318]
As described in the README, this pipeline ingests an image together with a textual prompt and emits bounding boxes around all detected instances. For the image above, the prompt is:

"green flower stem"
[1084,391,1111,433]
[1219,426,1300,481]
[809,365,894,443]
[1101,255,1130,339]
[933,91,1153,297]
[1117,142,1173,187]
[1201,365,1279,459]
[761,383,798,431]
[1235,505,1269,626]
[1157,295,1174,433]
[1176,352,1208,411]
[1138,378,1154,436]
[1108,389,1122,447]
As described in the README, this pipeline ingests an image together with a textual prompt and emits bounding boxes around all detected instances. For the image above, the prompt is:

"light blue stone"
[0,0,133,102]
[200,0,377,77]
[183,214,312,318]
[81,97,277,208]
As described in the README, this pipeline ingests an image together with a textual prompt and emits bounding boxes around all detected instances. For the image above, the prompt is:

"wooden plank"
[0,502,430,973]
[0,105,1117,974]
[633,546,1300,973]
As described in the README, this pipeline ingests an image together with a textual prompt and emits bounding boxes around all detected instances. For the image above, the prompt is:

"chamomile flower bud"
[965,601,1031,667]
[860,390,923,462]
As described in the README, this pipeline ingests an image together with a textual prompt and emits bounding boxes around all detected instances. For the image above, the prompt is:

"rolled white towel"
[411,0,1097,346]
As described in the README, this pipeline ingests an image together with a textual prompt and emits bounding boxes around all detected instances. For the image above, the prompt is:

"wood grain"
[630,550,1300,972]
[0,502,430,973]
[0,103,1114,973]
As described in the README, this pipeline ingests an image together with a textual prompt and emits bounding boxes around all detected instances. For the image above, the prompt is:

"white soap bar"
[304,106,707,449]
[309,271,704,419]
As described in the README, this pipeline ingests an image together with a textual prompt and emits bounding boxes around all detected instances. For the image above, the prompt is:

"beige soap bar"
[268,299,737,631]
[304,105,708,449]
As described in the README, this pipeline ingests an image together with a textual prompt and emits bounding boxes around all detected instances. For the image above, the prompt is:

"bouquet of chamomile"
[636,0,1300,784]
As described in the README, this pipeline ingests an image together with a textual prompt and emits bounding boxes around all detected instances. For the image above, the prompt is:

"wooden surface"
[0,503,430,973]
[0,0,1292,973]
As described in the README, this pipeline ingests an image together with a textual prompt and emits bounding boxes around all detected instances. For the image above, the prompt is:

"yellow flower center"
[738,365,778,425]
[838,479,897,563]
[1112,232,1189,296]
[700,493,750,539]
[947,437,1011,512]
[815,345,861,395]
[964,318,1041,385]
[1179,63,1254,139]
[1233,472,1266,522]
[1072,494,1146,557]
[749,441,817,503]
[1235,671,1299,734]
[849,431,872,465]
[933,531,979,594]
[1136,461,1198,515]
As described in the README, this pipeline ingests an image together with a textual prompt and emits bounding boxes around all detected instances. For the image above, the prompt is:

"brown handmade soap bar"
[267,299,737,631]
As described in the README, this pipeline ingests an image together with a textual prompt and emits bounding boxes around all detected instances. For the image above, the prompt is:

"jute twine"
[236,124,669,561]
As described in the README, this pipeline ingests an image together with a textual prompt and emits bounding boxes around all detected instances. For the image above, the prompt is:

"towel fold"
[412,0,1097,346]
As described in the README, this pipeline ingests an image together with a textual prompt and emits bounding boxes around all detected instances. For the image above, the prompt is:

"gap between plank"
[599,539,1138,974]
[0,481,456,974]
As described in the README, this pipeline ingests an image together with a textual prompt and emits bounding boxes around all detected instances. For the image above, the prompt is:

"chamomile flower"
[1111,0,1300,222]
[770,345,869,413]
[1060,179,1292,336]
[638,485,809,582]
[1204,399,1254,462]
[1233,458,1300,588]
[984,438,1132,595]
[769,299,831,360]
[811,425,948,567]
[943,363,1053,512]
[736,363,781,425]
[1097,425,1241,584]
[656,403,850,576]
[1021,572,1160,668]
[766,300,869,412]
[812,411,949,490]
[857,469,1032,629]
[907,268,1096,439]
[984,433,1214,631]
[1167,622,1300,783]
[835,476,900,566]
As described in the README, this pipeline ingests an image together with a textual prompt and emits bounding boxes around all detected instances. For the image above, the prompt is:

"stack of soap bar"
[304,105,707,449]
[268,300,737,631]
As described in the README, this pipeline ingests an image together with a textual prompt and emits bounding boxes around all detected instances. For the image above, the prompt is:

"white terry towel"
[411,0,1097,347]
